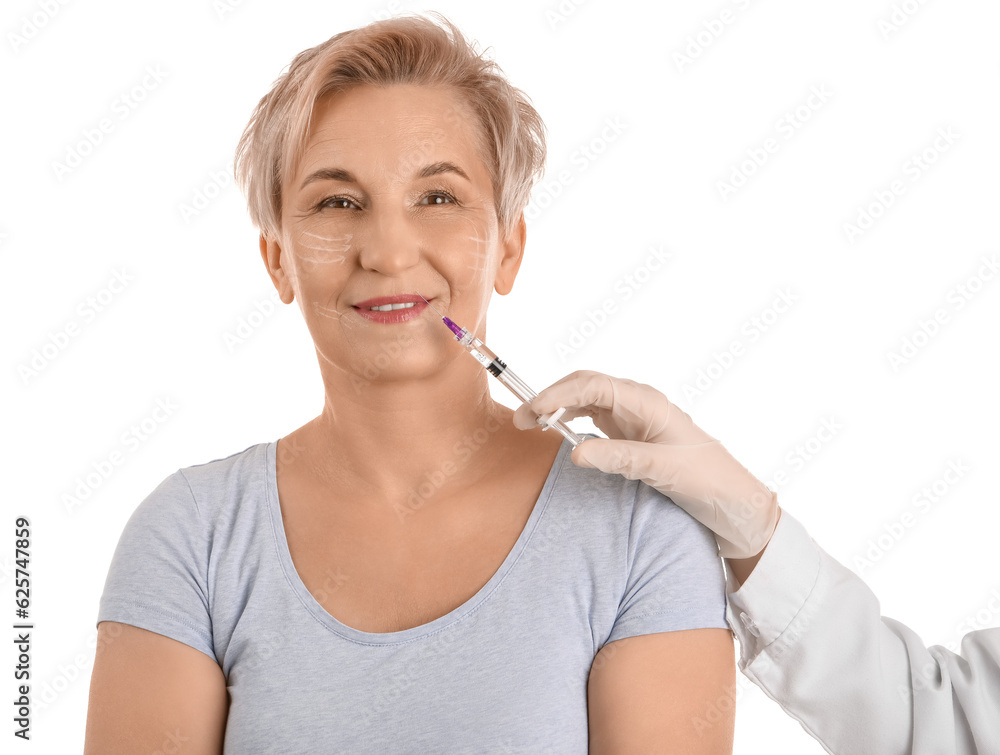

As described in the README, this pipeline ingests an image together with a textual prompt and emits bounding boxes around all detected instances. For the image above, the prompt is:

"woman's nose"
[357,206,422,274]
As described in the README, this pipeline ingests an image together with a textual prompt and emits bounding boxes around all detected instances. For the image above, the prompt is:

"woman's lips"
[352,300,428,324]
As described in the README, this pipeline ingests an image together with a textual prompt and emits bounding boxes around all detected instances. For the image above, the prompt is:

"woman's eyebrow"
[300,167,354,189]
[418,161,471,182]
[299,161,471,190]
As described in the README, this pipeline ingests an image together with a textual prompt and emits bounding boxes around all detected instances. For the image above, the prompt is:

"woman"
[84,12,735,754]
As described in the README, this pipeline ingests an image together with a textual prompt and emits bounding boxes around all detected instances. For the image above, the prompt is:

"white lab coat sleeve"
[725,509,1000,755]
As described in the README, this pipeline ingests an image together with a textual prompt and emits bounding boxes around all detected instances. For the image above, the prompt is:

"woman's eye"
[318,196,360,210]
[315,191,456,211]
[420,191,457,205]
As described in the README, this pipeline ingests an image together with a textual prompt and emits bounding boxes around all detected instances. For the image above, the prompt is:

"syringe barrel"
[499,366,584,448]
[460,334,583,448]
[462,336,509,377]
[494,364,537,405]
[462,336,531,400]
[460,334,501,372]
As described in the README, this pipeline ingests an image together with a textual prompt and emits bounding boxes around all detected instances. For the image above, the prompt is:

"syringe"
[419,295,583,449]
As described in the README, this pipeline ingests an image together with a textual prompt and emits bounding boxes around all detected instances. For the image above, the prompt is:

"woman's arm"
[84,622,229,754]
[588,627,735,753]
[727,510,1000,754]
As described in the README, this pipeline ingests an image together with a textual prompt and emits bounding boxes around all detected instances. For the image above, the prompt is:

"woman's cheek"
[432,215,496,276]
[291,221,356,280]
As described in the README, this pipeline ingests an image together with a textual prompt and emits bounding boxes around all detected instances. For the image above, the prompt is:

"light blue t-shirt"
[97,434,728,753]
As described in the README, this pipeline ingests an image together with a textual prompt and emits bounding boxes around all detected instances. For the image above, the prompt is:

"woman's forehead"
[312,84,473,133]
[294,86,487,185]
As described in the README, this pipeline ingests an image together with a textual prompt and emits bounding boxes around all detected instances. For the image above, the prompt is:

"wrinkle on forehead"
[294,89,489,188]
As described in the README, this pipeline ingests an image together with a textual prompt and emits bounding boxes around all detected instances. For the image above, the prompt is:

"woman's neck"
[286,387,521,517]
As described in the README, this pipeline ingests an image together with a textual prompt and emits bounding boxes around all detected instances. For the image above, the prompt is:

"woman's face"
[264,83,524,385]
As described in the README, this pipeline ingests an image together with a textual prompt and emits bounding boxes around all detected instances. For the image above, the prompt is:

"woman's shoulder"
[556,436,716,543]
[139,441,272,524]
[177,440,270,486]
[554,433,651,509]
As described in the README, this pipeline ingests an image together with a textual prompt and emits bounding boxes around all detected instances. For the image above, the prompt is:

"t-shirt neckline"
[263,435,571,645]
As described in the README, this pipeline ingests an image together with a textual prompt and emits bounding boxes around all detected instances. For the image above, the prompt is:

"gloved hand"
[513,369,780,559]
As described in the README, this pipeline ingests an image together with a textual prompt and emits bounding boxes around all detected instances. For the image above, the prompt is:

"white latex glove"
[513,369,780,559]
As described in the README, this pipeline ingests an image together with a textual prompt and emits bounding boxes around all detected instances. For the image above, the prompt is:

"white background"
[3,0,999,752]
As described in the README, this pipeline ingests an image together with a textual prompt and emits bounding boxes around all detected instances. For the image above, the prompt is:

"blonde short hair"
[234,11,547,242]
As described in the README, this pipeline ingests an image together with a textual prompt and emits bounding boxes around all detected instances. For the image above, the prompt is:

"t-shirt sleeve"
[605,481,729,645]
[96,469,216,662]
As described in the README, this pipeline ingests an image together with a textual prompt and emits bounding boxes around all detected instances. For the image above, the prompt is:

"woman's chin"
[343,354,451,385]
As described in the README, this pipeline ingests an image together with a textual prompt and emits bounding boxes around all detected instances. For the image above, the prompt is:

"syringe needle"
[418,293,445,318]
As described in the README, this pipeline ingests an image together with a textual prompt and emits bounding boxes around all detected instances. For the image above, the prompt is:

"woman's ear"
[259,233,296,304]
[494,212,527,296]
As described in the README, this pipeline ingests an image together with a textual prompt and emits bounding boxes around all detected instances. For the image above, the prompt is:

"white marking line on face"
[312,304,345,320]
[303,230,352,242]
[462,229,492,276]
[300,240,352,251]
[466,250,491,275]
[298,254,347,265]
[296,233,352,269]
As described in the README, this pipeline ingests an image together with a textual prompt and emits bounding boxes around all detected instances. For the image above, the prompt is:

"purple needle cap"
[419,294,465,339]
